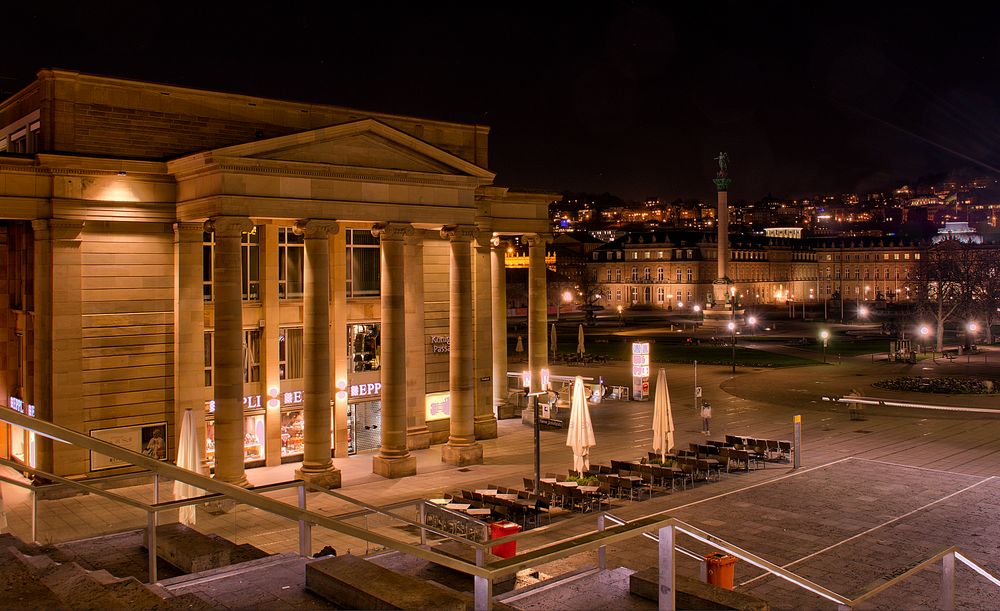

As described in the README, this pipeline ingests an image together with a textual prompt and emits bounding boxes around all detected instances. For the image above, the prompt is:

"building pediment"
[168,119,495,182]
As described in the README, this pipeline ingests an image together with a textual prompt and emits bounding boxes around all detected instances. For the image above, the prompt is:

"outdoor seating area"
[552,352,610,366]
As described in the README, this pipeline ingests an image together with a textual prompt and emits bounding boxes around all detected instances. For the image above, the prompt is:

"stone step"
[629,567,770,611]
[499,567,647,610]
[144,523,270,573]
[0,546,65,610]
[11,547,130,610]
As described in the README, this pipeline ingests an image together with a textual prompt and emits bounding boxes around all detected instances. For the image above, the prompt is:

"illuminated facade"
[0,70,552,484]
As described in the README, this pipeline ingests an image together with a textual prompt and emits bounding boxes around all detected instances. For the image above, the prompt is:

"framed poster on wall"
[90,422,168,471]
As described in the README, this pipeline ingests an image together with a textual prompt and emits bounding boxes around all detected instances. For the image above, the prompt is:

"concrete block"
[630,567,769,611]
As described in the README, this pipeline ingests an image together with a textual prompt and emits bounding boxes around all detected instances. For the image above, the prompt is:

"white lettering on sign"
[282,390,304,406]
[206,395,263,413]
[350,382,382,398]
[430,336,450,353]
[8,396,34,417]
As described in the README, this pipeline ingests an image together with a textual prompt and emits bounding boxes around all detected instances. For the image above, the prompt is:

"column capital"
[204,216,253,237]
[32,219,85,241]
[440,224,477,242]
[293,219,340,239]
[371,222,412,241]
[522,233,552,247]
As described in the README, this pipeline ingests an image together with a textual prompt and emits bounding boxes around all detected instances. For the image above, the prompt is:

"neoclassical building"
[0,69,554,485]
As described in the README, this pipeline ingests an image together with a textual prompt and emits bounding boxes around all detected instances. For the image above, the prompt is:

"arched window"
[606,269,612,282]
[675,268,682,282]
[686,268,693,282]
[656,267,664,282]
[615,268,622,282]
[643,267,651,281]
[631,267,638,282]
[657,287,665,303]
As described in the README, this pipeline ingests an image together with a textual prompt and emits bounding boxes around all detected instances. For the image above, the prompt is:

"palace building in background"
[0,69,553,485]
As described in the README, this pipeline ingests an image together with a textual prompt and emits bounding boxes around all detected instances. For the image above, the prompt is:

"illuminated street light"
[858,305,869,318]
[820,329,829,363]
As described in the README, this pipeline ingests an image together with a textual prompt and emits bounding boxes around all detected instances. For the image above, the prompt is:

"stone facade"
[0,70,551,482]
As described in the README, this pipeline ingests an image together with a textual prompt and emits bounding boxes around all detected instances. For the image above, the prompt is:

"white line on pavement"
[737,475,996,588]
[850,456,990,476]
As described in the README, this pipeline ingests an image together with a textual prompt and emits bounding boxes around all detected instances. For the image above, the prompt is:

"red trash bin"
[490,521,521,558]
[704,552,737,589]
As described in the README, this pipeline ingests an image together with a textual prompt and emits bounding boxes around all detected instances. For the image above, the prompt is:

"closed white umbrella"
[515,335,524,356]
[651,368,675,461]
[566,376,596,472]
[174,409,204,526]
[551,323,558,359]
[577,324,585,355]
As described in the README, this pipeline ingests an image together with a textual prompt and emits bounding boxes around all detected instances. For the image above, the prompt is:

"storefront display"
[349,323,380,372]
[206,414,266,466]
[348,399,381,455]
[280,410,304,458]
[8,397,36,468]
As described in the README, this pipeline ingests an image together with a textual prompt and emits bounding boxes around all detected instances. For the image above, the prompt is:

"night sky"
[5,3,1000,201]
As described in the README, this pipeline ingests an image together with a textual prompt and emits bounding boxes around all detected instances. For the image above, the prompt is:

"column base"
[474,415,498,440]
[294,466,342,489]
[406,427,432,451]
[372,454,417,479]
[441,442,484,467]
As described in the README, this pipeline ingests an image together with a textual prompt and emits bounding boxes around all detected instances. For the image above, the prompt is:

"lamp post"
[728,320,737,374]
[920,325,930,356]
[967,322,978,351]
[617,304,624,326]
[820,330,829,363]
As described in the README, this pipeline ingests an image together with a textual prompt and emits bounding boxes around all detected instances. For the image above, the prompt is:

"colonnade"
[203,215,550,484]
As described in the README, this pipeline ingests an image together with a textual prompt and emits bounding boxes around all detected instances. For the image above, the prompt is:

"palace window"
[657,287,665,303]
[676,268,682,282]
[278,227,305,299]
[656,267,664,282]
[606,269,612,282]
[643,267,651,281]
[347,229,380,297]
[279,327,303,380]
[686,268,693,282]
[631,267,638,281]
[615,268,622,282]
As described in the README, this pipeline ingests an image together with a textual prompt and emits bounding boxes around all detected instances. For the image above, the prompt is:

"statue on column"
[715,152,730,178]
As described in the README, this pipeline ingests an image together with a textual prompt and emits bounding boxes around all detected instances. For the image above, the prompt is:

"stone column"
[404,231,430,450]
[525,234,549,392]
[294,219,341,488]
[490,237,508,414]
[441,225,483,466]
[715,185,730,281]
[32,219,85,475]
[371,223,416,478]
[260,224,281,467]
[173,222,207,467]
[473,230,497,440]
[206,216,252,487]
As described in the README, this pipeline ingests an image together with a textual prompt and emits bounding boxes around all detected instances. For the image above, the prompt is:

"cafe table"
[578,485,600,493]
[495,493,519,501]
[475,489,499,495]
[539,478,557,483]
[466,508,492,517]
[428,498,451,505]
[445,503,471,511]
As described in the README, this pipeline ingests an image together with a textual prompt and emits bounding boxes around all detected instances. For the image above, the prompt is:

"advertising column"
[632,341,650,401]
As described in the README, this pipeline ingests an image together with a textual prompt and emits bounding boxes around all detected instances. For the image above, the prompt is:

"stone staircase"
[0,534,207,610]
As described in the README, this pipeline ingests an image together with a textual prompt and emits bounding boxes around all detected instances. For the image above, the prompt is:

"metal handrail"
[604,512,704,563]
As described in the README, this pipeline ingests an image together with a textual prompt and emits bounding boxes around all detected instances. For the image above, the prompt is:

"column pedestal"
[440,443,484,467]
[372,455,418,479]
[294,467,342,488]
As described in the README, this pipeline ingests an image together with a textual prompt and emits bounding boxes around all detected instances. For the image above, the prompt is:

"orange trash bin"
[490,521,521,558]
[705,552,737,589]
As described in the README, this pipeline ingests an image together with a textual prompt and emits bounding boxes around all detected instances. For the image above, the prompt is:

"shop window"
[243,329,261,383]
[349,323,380,372]
[280,410,305,457]
[279,327,303,380]
[347,228,380,297]
[204,332,213,387]
[205,414,265,466]
[278,227,304,299]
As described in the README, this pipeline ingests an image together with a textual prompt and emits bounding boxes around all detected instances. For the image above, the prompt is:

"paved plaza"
[2,337,1000,609]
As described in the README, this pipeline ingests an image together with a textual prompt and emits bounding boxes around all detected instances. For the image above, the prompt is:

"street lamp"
[919,325,930,355]
[858,305,869,319]
[556,289,572,321]
[617,304,624,326]
[820,330,829,363]
[967,322,978,350]
[728,321,737,374]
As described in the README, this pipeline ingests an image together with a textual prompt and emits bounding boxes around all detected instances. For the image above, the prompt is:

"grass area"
[510,336,821,368]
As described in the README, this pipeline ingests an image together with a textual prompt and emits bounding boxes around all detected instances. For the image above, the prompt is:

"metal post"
[597,513,606,570]
[940,551,955,611]
[419,501,427,546]
[147,510,157,583]
[474,547,492,611]
[693,360,699,414]
[534,394,541,493]
[297,484,312,557]
[699,558,708,582]
[658,525,675,611]
[153,473,159,527]
[31,489,37,543]
[793,415,802,469]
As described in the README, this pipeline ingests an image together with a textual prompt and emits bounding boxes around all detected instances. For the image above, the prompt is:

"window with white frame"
[643,267,650,281]
[675,268,682,282]
[656,267,664,282]
[657,287,665,303]
[686,268,693,282]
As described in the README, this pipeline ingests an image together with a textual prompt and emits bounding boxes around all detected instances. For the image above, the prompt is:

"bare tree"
[970,246,1000,345]
[913,239,975,351]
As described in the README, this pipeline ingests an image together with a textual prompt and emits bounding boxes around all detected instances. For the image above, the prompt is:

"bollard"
[793,415,802,469]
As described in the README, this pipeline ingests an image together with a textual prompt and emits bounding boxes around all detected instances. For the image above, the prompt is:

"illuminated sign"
[282,390,304,406]
[9,396,35,417]
[206,395,262,413]
[632,342,650,401]
[350,382,382,398]
[425,392,451,421]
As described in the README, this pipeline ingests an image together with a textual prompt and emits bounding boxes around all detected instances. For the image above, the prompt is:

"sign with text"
[90,422,167,471]
[8,396,35,417]
[205,395,262,413]
[425,391,451,421]
[430,336,450,354]
[632,342,650,401]
[350,381,382,399]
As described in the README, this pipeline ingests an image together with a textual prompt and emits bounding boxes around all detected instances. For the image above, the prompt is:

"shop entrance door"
[348,400,382,454]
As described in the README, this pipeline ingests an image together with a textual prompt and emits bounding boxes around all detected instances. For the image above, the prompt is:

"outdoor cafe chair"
[778,440,793,461]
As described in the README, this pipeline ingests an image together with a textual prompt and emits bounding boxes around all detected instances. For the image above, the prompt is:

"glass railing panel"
[33,484,148,545]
